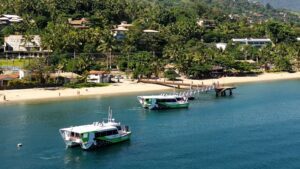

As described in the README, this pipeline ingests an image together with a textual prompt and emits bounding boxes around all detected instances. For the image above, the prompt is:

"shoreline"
[1,72,300,104]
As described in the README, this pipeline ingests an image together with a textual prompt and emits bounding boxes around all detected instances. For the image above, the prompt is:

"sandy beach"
[1,72,300,104]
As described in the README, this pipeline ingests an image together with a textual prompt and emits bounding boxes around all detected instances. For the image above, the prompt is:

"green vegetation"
[255,0,300,11]
[63,82,109,89]
[0,59,30,68]
[164,70,179,80]
[0,0,300,85]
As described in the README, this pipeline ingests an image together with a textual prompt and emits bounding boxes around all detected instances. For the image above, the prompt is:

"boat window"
[176,97,183,101]
[95,129,118,137]
[95,132,105,137]
[112,130,118,135]
[106,130,118,136]
[83,133,88,138]
[157,99,177,102]
[116,126,122,130]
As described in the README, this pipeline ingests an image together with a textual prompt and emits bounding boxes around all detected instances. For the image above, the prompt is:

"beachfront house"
[0,73,19,87]
[232,38,272,47]
[112,21,133,40]
[87,70,111,83]
[3,35,51,58]
[50,72,81,84]
[211,66,224,78]
[68,18,90,29]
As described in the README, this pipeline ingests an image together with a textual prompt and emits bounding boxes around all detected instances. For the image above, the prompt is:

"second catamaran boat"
[137,95,189,110]
[59,108,131,150]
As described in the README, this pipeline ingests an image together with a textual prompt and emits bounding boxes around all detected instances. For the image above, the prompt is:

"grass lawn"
[0,59,30,68]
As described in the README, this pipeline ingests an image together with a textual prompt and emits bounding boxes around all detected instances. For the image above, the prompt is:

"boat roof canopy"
[60,123,117,134]
[138,95,183,99]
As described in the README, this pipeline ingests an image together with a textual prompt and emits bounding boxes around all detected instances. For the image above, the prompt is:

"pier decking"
[138,79,236,97]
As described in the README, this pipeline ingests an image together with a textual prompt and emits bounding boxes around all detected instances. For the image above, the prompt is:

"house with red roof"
[87,70,111,83]
[0,73,19,87]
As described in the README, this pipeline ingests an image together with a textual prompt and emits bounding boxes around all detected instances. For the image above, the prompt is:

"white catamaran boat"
[137,95,189,110]
[59,108,131,150]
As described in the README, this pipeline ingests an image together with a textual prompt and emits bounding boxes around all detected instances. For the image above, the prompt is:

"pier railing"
[138,78,236,97]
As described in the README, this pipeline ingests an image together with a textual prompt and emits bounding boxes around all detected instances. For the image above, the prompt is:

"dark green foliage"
[63,82,109,88]
[0,0,299,82]
[275,57,293,71]
[164,70,179,80]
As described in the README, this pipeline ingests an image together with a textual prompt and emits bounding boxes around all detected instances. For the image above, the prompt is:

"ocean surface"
[1,80,300,169]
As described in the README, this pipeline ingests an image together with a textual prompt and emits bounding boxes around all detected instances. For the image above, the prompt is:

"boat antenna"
[108,106,113,122]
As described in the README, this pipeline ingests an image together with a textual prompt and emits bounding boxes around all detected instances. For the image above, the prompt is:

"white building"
[216,43,227,51]
[0,17,9,25]
[3,35,51,58]
[0,14,23,24]
[87,70,111,83]
[232,38,272,47]
[112,21,133,40]
[197,19,216,28]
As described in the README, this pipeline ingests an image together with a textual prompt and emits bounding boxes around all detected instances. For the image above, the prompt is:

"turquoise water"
[1,80,300,169]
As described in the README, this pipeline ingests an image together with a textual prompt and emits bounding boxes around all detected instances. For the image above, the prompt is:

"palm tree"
[97,28,116,70]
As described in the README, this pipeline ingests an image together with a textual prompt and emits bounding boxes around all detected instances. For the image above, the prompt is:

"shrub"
[63,82,109,88]
[164,70,179,80]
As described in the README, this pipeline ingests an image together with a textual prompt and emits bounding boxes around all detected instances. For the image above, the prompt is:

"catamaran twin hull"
[60,127,131,150]
[59,109,131,150]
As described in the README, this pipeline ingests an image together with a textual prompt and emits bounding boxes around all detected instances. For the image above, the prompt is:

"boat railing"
[121,125,129,132]
[93,122,104,126]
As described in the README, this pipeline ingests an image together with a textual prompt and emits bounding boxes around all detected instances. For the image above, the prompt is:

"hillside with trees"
[0,0,300,86]
[255,0,300,11]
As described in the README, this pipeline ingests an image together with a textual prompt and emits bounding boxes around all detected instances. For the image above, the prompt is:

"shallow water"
[1,80,300,169]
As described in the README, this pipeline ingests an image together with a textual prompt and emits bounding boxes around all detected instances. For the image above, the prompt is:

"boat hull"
[142,102,189,110]
[152,102,189,110]
[81,132,131,150]
[137,95,190,110]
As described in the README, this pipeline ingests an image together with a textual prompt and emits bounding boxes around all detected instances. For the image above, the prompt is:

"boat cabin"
[95,129,118,138]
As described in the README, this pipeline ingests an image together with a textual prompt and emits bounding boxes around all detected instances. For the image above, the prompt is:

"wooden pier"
[138,79,236,97]
[215,86,236,97]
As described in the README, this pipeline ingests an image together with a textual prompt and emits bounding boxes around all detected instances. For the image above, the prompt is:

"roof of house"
[164,64,176,69]
[0,17,9,21]
[143,29,159,33]
[89,70,109,75]
[232,38,272,42]
[1,14,23,22]
[0,73,19,81]
[118,21,133,28]
[112,26,129,31]
[50,72,81,79]
[4,35,43,52]
[68,18,89,25]
[2,14,21,18]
